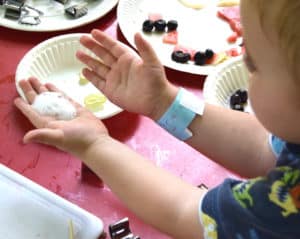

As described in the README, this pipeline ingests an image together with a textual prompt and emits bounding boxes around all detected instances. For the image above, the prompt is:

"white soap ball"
[31,92,77,120]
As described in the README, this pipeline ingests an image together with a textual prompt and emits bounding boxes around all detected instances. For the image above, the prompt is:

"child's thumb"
[23,129,63,148]
[134,33,161,65]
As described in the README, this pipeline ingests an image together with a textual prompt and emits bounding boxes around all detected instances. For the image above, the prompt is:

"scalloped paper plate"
[117,0,241,75]
[15,33,123,119]
[203,55,249,107]
[0,163,103,239]
[0,0,118,32]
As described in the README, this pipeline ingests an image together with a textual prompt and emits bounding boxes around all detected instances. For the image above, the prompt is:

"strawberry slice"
[148,13,163,21]
[227,31,238,43]
[163,31,178,45]
[229,19,242,36]
[217,6,240,22]
[226,47,241,57]
[217,6,242,36]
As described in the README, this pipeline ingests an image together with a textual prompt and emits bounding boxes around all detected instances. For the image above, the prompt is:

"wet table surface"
[0,6,235,239]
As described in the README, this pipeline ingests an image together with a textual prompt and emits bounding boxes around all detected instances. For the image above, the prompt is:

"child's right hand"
[76,30,178,120]
[14,77,110,158]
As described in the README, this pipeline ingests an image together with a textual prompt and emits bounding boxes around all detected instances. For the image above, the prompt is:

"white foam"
[32,92,77,120]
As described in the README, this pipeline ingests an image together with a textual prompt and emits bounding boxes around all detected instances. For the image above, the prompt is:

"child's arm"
[81,136,206,239]
[14,78,206,239]
[77,30,276,178]
[185,104,276,177]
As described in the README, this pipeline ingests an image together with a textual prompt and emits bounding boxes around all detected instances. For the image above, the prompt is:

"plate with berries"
[117,0,243,75]
[203,55,253,113]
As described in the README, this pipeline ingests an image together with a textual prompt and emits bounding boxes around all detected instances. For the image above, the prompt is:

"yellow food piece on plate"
[84,93,107,112]
[217,0,240,7]
[79,72,89,85]
[178,0,208,9]
[212,52,230,65]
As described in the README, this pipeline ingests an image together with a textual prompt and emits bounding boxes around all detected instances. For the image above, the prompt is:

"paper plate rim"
[203,55,248,106]
[15,33,123,120]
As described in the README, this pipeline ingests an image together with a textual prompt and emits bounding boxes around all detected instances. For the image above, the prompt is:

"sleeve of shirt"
[199,134,300,239]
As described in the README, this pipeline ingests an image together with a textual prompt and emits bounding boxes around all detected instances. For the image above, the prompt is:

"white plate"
[0,0,118,32]
[15,33,123,119]
[117,0,241,75]
[0,163,103,239]
[203,55,250,109]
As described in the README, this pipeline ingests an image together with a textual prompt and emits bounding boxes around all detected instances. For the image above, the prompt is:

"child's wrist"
[148,85,179,121]
[78,134,114,160]
[156,88,205,141]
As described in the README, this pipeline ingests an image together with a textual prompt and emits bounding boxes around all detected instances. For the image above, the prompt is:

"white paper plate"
[203,55,249,108]
[0,163,103,239]
[0,0,118,32]
[117,0,241,75]
[15,33,123,119]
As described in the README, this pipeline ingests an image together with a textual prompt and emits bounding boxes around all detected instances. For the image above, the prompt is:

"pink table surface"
[0,7,235,239]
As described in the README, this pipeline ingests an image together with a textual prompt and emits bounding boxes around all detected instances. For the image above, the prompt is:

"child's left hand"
[14,77,110,158]
[76,30,178,121]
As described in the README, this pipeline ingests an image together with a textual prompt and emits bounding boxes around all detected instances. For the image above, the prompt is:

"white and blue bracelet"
[157,88,205,141]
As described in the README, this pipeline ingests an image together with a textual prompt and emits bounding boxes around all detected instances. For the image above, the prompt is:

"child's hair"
[249,0,300,79]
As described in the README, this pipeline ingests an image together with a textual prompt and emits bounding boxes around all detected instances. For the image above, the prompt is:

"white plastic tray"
[0,163,103,239]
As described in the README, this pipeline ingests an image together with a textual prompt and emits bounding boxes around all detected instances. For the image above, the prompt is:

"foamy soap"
[32,92,77,120]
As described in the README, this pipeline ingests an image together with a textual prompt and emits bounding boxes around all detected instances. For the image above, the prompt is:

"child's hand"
[76,30,178,120]
[14,77,110,158]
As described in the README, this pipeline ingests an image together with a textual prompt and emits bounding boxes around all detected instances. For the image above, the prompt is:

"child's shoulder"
[269,134,300,168]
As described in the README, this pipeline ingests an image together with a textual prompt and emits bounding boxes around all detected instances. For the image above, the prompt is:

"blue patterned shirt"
[199,135,300,239]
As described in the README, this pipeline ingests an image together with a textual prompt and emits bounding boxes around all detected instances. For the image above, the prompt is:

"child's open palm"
[14,77,109,158]
[76,30,175,119]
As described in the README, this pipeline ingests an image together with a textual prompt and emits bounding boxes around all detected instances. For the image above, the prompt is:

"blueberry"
[154,19,167,32]
[142,19,154,32]
[171,51,191,63]
[236,89,248,103]
[167,20,178,31]
[194,51,206,65]
[230,93,242,108]
[232,104,244,111]
[205,49,214,59]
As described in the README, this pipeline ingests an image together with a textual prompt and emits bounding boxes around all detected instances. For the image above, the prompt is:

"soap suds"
[32,92,77,120]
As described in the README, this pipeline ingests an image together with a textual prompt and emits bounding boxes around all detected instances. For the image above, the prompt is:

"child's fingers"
[17,79,92,121]
[14,97,48,128]
[23,128,63,147]
[76,51,110,79]
[44,82,60,92]
[79,36,116,67]
[18,79,38,104]
[82,68,106,92]
[134,32,161,66]
[28,77,48,94]
[91,29,135,59]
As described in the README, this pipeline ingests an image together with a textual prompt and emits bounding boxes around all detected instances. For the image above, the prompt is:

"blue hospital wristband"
[157,88,205,141]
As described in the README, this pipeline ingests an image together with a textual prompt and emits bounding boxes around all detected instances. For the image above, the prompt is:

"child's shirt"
[199,135,300,239]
